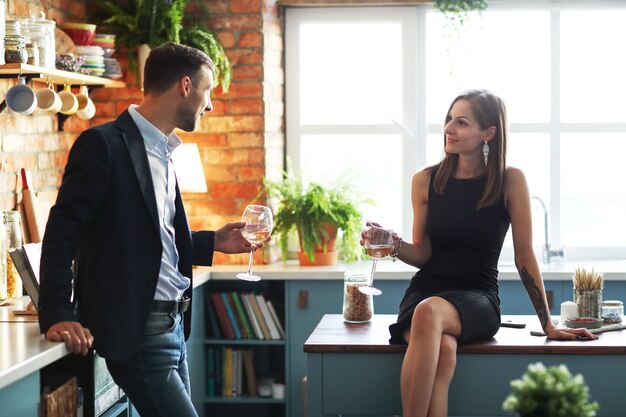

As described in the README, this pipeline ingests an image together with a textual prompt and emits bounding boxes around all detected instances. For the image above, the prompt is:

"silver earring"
[482,141,489,167]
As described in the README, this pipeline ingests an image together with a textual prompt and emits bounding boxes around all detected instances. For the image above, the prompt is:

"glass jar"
[21,18,49,68]
[4,211,24,298]
[4,35,27,64]
[0,1,6,65]
[343,271,374,323]
[31,12,56,69]
[25,42,39,66]
[0,217,6,305]
[601,300,623,324]
[573,288,602,318]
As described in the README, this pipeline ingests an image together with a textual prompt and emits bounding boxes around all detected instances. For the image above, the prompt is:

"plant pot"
[137,43,151,90]
[297,223,338,266]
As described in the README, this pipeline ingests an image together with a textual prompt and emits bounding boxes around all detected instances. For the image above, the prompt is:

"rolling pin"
[21,168,44,243]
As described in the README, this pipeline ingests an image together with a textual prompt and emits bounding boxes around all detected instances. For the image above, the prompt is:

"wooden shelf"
[0,63,125,87]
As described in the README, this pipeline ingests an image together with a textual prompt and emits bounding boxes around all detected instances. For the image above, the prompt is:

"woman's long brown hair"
[431,89,508,209]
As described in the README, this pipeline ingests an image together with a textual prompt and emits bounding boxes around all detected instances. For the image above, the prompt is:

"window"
[286,2,626,260]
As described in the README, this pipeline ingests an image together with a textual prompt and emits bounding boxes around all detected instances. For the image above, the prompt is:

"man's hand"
[214,221,270,254]
[46,322,94,355]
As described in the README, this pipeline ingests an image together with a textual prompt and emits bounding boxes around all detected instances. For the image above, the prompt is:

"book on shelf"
[266,299,285,339]
[206,348,216,397]
[214,346,222,396]
[241,292,264,339]
[221,292,242,339]
[204,292,223,339]
[236,348,243,396]
[228,292,252,339]
[222,347,233,397]
[210,292,235,339]
[256,294,281,340]
[246,293,272,340]
[8,242,42,310]
[242,348,258,396]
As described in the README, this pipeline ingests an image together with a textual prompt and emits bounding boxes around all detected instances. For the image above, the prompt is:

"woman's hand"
[544,326,598,341]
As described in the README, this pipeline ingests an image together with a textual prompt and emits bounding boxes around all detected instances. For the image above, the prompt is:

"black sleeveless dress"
[389,170,511,345]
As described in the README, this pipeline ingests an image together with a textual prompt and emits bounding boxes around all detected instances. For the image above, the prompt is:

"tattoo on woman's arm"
[520,267,549,330]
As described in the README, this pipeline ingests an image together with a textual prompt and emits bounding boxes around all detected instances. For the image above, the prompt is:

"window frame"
[285,2,626,261]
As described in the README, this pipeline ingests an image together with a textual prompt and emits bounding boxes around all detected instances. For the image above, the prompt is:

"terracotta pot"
[297,223,338,266]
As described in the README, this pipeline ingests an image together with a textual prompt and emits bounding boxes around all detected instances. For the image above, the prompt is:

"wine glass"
[237,205,273,282]
[359,227,394,296]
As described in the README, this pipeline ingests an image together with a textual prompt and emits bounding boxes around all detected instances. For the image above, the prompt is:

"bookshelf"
[202,279,286,417]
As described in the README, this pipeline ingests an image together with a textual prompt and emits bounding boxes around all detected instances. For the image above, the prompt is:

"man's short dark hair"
[143,42,215,94]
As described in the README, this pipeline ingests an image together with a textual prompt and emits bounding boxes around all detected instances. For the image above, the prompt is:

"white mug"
[6,76,38,115]
[58,84,78,115]
[75,85,96,120]
[36,84,62,114]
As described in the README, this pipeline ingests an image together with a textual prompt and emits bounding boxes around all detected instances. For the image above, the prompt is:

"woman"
[373,89,596,417]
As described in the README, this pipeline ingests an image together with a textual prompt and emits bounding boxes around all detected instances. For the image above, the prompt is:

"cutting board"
[55,27,77,56]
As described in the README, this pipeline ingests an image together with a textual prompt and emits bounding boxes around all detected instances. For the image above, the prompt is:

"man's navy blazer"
[39,110,214,361]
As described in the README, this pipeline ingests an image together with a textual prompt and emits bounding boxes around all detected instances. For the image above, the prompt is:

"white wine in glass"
[237,205,273,282]
[360,227,394,296]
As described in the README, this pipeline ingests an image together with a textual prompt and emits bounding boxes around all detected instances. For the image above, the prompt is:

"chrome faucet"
[531,196,564,264]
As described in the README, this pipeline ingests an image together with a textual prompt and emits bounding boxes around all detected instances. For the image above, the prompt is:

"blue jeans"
[106,312,198,417]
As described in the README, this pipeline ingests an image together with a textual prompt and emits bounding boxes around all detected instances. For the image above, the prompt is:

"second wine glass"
[359,227,395,296]
[237,205,273,282]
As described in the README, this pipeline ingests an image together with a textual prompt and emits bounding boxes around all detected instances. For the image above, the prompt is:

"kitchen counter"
[204,258,626,281]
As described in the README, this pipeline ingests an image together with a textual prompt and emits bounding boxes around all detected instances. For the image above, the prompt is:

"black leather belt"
[151,298,190,314]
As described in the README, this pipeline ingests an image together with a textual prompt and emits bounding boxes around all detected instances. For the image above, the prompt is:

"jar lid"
[344,271,369,279]
[602,300,623,306]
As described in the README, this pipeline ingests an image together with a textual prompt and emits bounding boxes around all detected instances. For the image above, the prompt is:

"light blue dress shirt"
[128,105,189,301]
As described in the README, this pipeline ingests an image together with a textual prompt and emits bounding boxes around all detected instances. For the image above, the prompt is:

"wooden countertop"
[304,314,626,355]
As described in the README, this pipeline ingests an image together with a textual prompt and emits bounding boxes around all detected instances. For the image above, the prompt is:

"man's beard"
[176,108,198,132]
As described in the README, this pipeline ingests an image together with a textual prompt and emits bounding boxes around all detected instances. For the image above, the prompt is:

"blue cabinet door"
[286,279,409,417]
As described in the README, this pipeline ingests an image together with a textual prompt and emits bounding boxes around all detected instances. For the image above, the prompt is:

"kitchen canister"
[601,300,623,324]
[573,288,602,319]
[0,0,5,65]
[3,211,23,298]
[343,271,374,323]
[0,215,7,305]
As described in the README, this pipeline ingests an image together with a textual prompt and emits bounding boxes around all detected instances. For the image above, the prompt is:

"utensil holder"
[573,288,602,318]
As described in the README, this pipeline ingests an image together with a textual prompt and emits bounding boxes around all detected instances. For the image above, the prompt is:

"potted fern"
[502,362,599,417]
[94,0,231,91]
[263,174,369,266]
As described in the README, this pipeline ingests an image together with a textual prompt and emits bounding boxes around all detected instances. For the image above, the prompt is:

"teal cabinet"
[286,279,408,417]
[189,276,626,416]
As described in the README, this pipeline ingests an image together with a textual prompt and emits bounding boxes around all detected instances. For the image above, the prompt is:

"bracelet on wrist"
[390,237,403,262]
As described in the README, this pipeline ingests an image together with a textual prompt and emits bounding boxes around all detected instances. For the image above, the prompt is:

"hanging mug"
[36,81,62,114]
[5,76,38,115]
[75,85,96,120]
[58,83,78,115]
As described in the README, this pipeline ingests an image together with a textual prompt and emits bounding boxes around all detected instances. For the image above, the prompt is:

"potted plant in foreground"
[502,362,599,417]
[263,174,369,266]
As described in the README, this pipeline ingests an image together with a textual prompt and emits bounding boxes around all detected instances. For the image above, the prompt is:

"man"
[39,42,253,416]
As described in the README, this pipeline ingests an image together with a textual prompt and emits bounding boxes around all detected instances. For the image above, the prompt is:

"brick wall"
[0,0,284,264]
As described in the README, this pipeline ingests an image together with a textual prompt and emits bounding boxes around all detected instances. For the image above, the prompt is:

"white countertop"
[202,259,626,281]
[2,258,625,393]
[0,298,68,391]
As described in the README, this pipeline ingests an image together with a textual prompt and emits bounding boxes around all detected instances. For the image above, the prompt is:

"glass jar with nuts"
[343,271,374,323]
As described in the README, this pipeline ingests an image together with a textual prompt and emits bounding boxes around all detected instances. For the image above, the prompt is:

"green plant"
[94,0,231,90]
[435,0,488,24]
[263,174,369,263]
[502,363,599,417]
